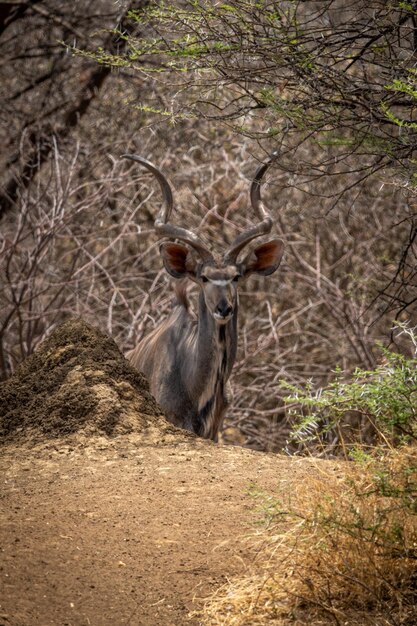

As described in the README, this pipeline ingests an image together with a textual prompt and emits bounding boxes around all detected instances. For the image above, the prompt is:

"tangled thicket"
[0,0,416,452]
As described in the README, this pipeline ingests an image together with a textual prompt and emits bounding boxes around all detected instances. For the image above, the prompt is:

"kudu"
[124,154,284,441]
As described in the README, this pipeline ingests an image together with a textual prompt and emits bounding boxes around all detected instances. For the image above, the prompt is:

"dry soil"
[0,319,330,626]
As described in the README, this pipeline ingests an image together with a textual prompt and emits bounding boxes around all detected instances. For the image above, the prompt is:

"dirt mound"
[0,318,186,444]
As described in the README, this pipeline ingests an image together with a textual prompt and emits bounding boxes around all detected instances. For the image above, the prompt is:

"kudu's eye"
[233,275,240,282]
[202,276,209,283]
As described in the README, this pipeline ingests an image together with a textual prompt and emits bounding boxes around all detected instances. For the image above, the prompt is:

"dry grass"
[199,447,417,625]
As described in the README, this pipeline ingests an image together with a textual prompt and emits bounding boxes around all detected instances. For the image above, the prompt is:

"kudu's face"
[160,240,284,325]
[198,263,240,324]
[122,152,285,325]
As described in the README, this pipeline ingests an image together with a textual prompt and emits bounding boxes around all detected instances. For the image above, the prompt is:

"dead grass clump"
[200,448,417,625]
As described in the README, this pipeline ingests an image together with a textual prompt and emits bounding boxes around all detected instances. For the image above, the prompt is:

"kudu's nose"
[216,302,233,319]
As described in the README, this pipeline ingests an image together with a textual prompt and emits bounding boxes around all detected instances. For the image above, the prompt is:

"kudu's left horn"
[122,154,214,262]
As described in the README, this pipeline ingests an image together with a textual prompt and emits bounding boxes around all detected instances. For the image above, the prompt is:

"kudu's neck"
[186,290,238,438]
[195,290,238,373]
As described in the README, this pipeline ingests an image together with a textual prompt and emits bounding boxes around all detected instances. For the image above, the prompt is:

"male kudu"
[124,154,284,441]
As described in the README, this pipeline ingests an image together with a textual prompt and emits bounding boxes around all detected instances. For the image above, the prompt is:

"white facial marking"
[210,279,231,286]
[213,311,233,321]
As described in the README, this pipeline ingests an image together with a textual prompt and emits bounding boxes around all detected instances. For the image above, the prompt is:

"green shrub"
[284,326,417,456]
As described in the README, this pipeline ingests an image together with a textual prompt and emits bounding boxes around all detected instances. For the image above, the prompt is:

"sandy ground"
[0,319,333,625]
[0,432,330,626]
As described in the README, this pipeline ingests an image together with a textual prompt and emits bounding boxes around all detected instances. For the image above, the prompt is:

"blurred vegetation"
[116,0,417,183]
[284,323,417,456]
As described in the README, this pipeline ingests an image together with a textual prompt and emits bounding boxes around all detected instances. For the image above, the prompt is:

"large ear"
[242,239,284,277]
[160,242,198,278]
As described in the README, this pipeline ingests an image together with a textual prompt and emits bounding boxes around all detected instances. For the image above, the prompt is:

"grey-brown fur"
[126,285,238,440]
